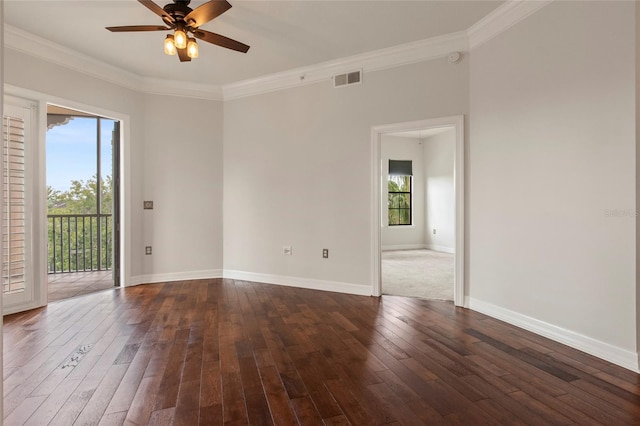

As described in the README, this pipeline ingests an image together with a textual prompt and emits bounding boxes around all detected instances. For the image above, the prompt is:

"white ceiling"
[4,1,503,86]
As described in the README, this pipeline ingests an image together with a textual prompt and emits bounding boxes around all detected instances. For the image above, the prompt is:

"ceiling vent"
[334,70,362,88]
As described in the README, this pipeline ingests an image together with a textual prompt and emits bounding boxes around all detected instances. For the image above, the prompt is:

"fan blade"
[184,0,232,28]
[138,0,174,24]
[177,47,192,62]
[193,29,250,53]
[106,25,170,32]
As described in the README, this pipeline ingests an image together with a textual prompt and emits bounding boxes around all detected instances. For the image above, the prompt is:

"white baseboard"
[125,269,371,297]
[467,297,639,373]
[381,244,454,254]
[127,269,223,287]
[425,244,455,254]
[223,270,372,296]
[381,244,427,251]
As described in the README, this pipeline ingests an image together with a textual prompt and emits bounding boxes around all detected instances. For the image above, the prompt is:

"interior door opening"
[46,105,120,302]
[381,127,456,301]
[371,116,464,306]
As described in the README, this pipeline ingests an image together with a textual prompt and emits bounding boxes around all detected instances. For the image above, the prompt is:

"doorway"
[371,116,464,306]
[46,105,120,302]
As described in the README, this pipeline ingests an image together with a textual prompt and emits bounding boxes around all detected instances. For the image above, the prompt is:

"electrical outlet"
[322,249,329,259]
[143,201,154,210]
[145,246,152,255]
[433,229,436,235]
[283,246,292,255]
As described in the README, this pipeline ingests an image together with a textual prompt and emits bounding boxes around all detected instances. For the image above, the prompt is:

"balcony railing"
[47,214,112,274]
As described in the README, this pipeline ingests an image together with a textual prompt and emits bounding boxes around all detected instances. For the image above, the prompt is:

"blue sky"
[46,117,114,192]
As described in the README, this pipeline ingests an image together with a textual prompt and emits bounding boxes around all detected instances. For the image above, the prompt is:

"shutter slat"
[3,114,27,294]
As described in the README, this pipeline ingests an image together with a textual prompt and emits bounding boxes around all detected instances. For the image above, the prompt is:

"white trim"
[467,297,640,373]
[371,116,464,306]
[1,8,5,416]
[140,78,223,101]
[223,31,468,100]
[424,245,455,254]
[129,269,223,286]
[5,25,223,101]
[223,270,372,296]
[467,0,553,50]
[381,244,427,251]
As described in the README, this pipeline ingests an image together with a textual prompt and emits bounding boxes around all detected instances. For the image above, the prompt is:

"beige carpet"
[382,249,454,300]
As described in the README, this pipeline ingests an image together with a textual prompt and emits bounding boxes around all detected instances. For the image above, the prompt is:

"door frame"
[5,85,131,310]
[371,115,465,306]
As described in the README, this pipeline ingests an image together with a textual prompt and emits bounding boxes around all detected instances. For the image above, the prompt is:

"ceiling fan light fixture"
[164,34,177,55]
[106,0,250,63]
[174,29,187,49]
[187,38,199,59]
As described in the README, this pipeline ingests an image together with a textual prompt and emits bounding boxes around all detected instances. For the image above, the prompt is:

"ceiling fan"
[106,0,250,62]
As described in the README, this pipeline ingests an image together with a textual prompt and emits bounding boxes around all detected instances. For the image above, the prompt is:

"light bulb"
[164,34,176,55]
[187,38,199,59]
[174,29,187,49]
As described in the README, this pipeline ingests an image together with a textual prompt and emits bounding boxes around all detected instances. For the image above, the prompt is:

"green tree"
[47,175,113,273]
[388,176,411,225]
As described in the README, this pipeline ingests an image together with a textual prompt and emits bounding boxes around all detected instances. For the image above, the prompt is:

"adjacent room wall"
[469,0,637,361]
[223,57,469,292]
[141,94,224,279]
[423,128,455,253]
[381,135,425,250]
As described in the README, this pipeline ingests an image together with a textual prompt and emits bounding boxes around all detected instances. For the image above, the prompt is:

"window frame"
[387,174,412,226]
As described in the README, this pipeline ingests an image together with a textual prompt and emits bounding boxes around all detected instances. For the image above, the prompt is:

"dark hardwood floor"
[3,279,640,425]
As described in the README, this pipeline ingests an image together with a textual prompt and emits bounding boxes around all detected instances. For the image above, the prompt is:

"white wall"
[141,94,223,278]
[423,128,455,252]
[469,0,636,358]
[4,49,225,283]
[5,48,146,281]
[223,57,469,291]
[381,135,425,249]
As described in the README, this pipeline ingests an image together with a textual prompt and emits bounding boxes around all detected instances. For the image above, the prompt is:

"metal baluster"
[90,216,93,271]
[82,216,86,271]
[59,217,63,273]
[52,217,56,273]
[74,216,78,272]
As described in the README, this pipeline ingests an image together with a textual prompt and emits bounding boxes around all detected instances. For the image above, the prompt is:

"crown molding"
[223,31,469,100]
[4,25,223,101]
[467,0,553,50]
[5,0,553,103]
[5,25,142,91]
[141,77,223,101]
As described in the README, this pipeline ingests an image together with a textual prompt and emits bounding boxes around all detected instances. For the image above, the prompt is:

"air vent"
[334,70,362,88]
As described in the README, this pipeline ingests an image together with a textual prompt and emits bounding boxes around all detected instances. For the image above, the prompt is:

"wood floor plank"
[124,375,163,426]
[289,395,323,425]
[23,378,82,426]
[3,279,640,425]
[72,363,129,425]
[258,365,298,425]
